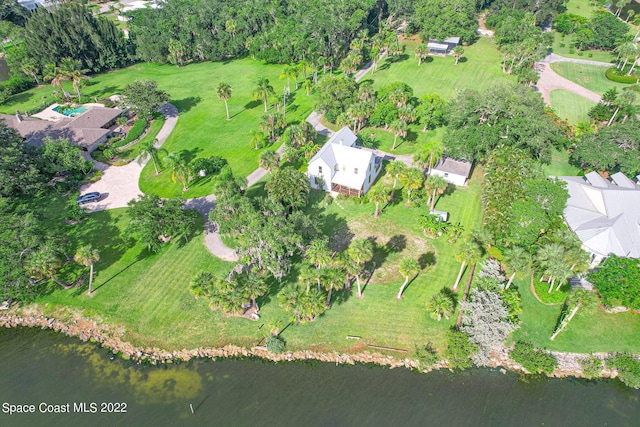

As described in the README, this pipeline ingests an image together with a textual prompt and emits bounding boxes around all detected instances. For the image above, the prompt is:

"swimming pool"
[53,105,88,117]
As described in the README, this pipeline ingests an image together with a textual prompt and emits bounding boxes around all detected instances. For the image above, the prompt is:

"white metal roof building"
[559,171,640,264]
[307,127,382,197]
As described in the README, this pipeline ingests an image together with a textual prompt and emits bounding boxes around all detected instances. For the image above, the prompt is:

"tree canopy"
[589,255,640,310]
[22,3,129,74]
[443,83,564,163]
[0,120,45,197]
[120,80,169,120]
[415,0,478,44]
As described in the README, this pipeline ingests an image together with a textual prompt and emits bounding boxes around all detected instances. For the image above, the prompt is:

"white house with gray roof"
[307,127,382,197]
[559,171,640,265]
[430,155,472,186]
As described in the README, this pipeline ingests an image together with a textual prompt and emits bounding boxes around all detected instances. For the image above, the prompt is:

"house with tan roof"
[559,171,640,265]
[307,127,382,197]
[0,106,123,152]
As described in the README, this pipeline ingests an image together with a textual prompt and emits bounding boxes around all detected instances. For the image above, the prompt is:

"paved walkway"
[183,195,239,262]
[546,53,613,67]
[534,54,604,106]
[80,103,178,212]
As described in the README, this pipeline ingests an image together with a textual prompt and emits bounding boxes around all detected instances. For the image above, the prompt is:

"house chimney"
[15,111,23,123]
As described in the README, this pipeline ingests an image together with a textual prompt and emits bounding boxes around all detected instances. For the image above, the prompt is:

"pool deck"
[32,103,105,122]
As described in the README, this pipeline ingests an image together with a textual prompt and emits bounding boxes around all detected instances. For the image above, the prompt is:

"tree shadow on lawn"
[82,248,148,295]
[173,210,204,250]
[6,91,34,107]
[243,100,262,110]
[61,211,134,292]
[173,96,202,113]
[361,234,407,294]
[91,85,119,98]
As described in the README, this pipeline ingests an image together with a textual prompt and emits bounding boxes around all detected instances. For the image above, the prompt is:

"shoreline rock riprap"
[0,309,625,381]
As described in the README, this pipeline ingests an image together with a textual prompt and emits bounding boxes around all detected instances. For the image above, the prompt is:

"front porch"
[331,183,362,197]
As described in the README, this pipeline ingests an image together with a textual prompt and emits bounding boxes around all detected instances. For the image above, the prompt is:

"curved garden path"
[534,53,609,106]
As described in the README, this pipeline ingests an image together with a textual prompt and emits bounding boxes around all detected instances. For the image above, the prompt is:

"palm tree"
[347,238,374,298]
[453,46,465,65]
[74,245,100,295]
[550,290,596,340]
[306,239,332,291]
[428,289,455,320]
[368,184,390,218]
[248,129,267,150]
[452,238,482,291]
[399,168,424,203]
[166,152,190,191]
[43,63,67,94]
[397,258,419,299]
[413,140,443,174]
[503,246,530,289]
[615,41,637,72]
[415,43,429,66]
[259,149,280,173]
[303,78,313,96]
[216,82,233,120]
[24,246,69,289]
[279,65,297,92]
[536,243,569,293]
[608,90,636,126]
[323,267,345,307]
[424,175,448,212]
[386,160,407,201]
[59,57,89,101]
[389,120,407,150]
[398,104,417,125]
[137,138,165,175]
[299,264,317,293]
[253,77,275,112]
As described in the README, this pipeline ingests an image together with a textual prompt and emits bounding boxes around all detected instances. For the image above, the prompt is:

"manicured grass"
[550,32,615,64]
[542,149,581,176]
[0,59,316,198]
[564,0,599,16]
[549,89,596,124]
[550,62,631,95]
[33,171,483,352]
[358,125,446,155]
[369,37,515,100]
[513,275,640,353]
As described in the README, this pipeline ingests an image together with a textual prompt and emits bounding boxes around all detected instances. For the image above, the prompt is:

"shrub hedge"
[608,354,640,388]
[510,341,558,374]
[605,68,640,84]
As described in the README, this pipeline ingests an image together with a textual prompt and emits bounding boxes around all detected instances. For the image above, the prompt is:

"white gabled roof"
[560,175,640,258]
[308,127,374,191]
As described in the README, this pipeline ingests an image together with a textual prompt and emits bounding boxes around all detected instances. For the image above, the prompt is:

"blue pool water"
[53,105,88,117]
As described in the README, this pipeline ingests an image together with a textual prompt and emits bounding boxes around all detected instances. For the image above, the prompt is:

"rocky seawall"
[0,310,624,380]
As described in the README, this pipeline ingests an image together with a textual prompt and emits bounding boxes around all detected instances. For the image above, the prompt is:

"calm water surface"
[0,327,639,427]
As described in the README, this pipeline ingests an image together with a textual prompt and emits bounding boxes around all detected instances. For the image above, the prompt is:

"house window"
[318,166,323,174]
[368,176,371,183]
[334,164,338,172]
[369,163,371,171]
[354,168,358,175]
[444,172,449,177]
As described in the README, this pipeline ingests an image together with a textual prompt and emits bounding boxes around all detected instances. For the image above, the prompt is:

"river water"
[1,327,639,427]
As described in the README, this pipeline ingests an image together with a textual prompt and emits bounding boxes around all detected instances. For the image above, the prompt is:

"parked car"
[76,192,101,204]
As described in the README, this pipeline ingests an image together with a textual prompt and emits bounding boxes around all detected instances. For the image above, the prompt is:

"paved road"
[534,54,604,106]
[183,195,239,262]
[80,103,178,212]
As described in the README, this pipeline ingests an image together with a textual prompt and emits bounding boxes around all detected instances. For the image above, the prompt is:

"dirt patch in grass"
[332,215,434,284]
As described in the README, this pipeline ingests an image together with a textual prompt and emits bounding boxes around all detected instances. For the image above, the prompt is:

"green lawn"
[549,89,596,125]
[0,59,316,198]
[513,275,640,353]
[368,37,515,99]
[550,31,615,64]
[542,149,581,176]
[564,0,599,16]
[550,62,631,95]
[33,171,483,353]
